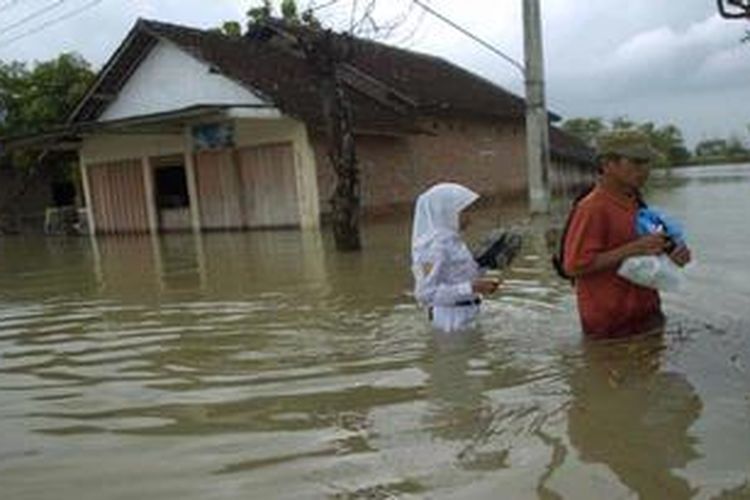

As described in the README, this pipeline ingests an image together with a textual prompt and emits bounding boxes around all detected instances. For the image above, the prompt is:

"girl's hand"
[472,277,501,295]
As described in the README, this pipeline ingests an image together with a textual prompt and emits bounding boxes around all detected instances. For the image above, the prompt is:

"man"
[563,131,691,338]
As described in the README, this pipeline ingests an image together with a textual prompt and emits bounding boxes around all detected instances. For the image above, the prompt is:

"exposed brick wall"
[311,132,414,217]
[408,117,528,200]
[311,116,532,218]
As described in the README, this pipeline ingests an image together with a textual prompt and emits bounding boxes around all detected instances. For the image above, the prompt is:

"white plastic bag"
[617,254,686,291]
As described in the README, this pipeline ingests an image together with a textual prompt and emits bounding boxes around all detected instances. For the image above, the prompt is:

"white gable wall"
[100,41,268,121]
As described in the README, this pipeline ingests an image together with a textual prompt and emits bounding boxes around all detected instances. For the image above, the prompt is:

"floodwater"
[1,164,749,499]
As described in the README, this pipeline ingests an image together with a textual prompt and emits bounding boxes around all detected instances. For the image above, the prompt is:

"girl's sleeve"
[414,246,475,307]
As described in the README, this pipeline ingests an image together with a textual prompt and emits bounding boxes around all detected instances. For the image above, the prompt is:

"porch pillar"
[183,129,202,232]
[294,124,321,230]
[80,160,97,235]
[141,157,159,235]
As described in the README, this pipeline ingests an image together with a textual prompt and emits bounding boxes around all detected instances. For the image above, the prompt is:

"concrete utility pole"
[522,0,551,214]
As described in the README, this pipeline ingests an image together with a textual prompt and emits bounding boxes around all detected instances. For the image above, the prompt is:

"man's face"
[603,156,651,191]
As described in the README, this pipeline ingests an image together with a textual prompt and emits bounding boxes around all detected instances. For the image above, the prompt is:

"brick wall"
[311,116,530,218]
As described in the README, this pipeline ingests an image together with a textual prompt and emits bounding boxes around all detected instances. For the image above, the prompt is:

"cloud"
[553,13,750,98]
[0,0,746,145]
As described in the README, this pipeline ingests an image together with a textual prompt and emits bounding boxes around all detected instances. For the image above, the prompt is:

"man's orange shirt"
[563,186,662,338]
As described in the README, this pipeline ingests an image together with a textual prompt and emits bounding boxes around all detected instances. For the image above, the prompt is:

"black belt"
[428,298,481,320]
[454,298,482,307]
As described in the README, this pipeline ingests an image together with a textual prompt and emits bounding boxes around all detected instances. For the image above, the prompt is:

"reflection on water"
[567,334,702,499]
[0,165,749,499]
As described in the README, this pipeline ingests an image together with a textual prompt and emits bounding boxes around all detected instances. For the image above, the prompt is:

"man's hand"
[626,234,669,257]
[668,244,692,267]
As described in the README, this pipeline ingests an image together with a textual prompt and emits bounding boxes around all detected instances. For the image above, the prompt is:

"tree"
[280,0,298,21]
[561,116,691,167]
[1,52,94,172]
[695,139,729,158]
[0,53,94,139]
[0,53,93,230]
[560,117,606,147]
[248,0,273,25]
[694,135,749,163]
[242,1,361,250]
[726,135,749,157]
[646,123,690,166]
[216,21,242,37]
[225,1,415,251]
[610,116,636,131]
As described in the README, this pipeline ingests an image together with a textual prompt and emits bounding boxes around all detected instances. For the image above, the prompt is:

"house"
[4,19,595,235]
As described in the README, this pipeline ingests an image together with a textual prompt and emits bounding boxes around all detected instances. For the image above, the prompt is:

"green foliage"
[0,53,94,170]
[695,137,750,159]
[219,21,242,37]
[0,53,94,137]
[560,117,606,147]
[610,116,636,131]
[561,116,691,167]
[280,0,298,21]
[247,0,273,24]
[726,136,749,157]
[244,0,320,28]
[217,1,322,35]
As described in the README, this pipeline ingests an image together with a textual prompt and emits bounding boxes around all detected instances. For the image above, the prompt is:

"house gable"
[99,41,268,122]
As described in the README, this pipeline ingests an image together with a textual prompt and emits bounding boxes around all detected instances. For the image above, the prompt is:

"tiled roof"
[71,19,528,129]
[67,18,592,162]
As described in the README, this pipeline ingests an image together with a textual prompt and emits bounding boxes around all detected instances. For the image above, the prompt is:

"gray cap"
[596,130,658,162]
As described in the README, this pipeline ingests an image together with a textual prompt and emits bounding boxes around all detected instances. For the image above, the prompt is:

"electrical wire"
[0,0,68,35]
[0,0,22,12]
[0,0,106,49]
[412,0,524,75]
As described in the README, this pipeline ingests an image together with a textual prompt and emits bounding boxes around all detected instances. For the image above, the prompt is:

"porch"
[78,106,321,235]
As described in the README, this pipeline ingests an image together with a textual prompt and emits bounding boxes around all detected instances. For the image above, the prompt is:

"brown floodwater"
[1,165,749,499]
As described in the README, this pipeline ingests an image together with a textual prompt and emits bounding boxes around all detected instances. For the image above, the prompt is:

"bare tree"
[296,26,362,251]
[244,0,418,251]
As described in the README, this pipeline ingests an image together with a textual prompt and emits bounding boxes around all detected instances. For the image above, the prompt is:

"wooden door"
[87,159,149,233]
[238,143,300,228]
[194,150,244,230]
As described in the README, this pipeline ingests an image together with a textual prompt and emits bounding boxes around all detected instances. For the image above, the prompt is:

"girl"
[411,183,500,332]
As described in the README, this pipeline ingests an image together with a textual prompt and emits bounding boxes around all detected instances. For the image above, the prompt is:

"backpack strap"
[552,185,595,282]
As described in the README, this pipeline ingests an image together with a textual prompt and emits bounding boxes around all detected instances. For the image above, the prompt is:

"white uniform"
[411,183,483,332]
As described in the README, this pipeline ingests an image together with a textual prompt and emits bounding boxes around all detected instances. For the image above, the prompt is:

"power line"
[0,0,22,12]
[0,0,106,50]
[412,0,524,75]
[0,0,68,35]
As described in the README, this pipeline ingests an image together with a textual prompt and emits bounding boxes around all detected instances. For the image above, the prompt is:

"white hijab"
[411,183,479,265]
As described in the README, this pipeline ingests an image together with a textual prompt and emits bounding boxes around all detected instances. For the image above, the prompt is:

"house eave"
[2,104,284,152]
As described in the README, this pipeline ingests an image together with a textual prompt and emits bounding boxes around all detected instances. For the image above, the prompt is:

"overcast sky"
[1,0,748,146]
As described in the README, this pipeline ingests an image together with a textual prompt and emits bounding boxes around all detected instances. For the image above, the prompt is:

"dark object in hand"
[474,230,523,270]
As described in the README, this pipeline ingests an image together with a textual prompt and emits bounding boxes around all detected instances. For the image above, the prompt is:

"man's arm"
[568,233,669,278]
